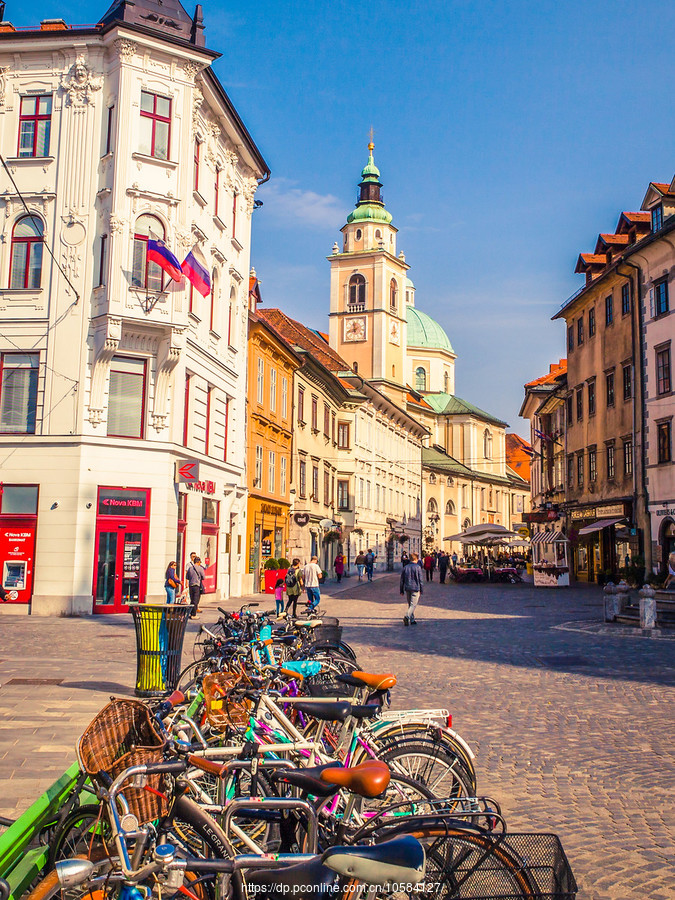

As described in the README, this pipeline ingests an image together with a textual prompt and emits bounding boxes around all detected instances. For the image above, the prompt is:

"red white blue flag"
[181,247,211,297]
[147,239,184,283]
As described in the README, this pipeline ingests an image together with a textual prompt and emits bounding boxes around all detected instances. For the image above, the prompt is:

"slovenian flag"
[147,239,184,282]
[181,247,211,297]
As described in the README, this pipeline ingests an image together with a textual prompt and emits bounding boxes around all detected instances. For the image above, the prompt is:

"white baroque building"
[0,0,267,614]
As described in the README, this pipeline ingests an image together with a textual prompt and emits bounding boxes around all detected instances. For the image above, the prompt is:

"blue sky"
[9,0,675,436]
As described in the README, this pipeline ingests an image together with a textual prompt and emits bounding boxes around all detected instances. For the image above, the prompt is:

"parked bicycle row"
[18,602,577,900]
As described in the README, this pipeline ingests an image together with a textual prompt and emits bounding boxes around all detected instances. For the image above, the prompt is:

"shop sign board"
[655,508,675,517]
[261,539,272,556]
[186,481,215,494]
[570,503,627,521]
[294,513,310,527]
[176,461,200,483]
[98,488,147,517]
[261,504,283,516]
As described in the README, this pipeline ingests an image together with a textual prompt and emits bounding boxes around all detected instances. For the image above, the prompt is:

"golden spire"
[368,125,374,153]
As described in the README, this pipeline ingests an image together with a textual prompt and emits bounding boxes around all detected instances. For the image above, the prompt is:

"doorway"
[93,487,150,613]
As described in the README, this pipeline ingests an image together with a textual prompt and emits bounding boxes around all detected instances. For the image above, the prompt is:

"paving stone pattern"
[1,577,674,899]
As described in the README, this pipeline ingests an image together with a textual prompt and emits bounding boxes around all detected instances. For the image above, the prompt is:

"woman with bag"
[164,561,181,603]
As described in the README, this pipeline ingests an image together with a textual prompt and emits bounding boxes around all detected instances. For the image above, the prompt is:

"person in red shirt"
[423,553,434,582]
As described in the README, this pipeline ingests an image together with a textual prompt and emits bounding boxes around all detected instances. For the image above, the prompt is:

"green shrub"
[278,557,291,569]
[263,558,279,570]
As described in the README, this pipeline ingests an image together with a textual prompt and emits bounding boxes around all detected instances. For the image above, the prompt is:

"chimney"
[40,18,68,29]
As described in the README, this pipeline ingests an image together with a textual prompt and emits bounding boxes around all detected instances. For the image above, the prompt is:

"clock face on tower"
[344,316,367,342]
[389,322,400,345]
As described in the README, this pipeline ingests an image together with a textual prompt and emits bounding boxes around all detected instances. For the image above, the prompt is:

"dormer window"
[651,204,663,232]
[348,274,366,311]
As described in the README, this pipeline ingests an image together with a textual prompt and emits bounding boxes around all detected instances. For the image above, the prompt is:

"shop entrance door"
[94,522,148,613]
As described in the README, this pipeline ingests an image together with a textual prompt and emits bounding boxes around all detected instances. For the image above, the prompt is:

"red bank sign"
[97,488,148,517]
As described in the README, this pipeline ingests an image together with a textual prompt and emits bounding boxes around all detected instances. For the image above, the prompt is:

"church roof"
[406,306,454,353]
[422,446,473,477]
[346,204,393,225]
[423,392,508,427]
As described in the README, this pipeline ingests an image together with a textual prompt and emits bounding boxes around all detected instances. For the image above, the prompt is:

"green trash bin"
[129,603,191,697]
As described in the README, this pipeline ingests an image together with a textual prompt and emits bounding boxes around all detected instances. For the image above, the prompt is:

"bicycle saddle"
[323,835,426,885]
[295,619,322,628]
[271,761,343,797]
[320,759,390,798]
[282,660,322,678]
[341,671,397,691]
[348,704,380,721]
[293,700,351,722]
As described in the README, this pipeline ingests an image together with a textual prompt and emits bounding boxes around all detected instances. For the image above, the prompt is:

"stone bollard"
[603,583,620,622]
[639,584,656,629]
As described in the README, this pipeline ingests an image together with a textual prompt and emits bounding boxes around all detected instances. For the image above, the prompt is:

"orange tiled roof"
[257,308,351,374]
[650,182,672,194]
[579,253,607,265]
[525,359,567,388]
[406,389,433,409]
[505,433,532,481]
[598,233,630,245]
[621,211,650,223]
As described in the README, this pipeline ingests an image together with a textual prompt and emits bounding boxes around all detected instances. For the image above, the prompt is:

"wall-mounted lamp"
[51,502,59,510]
[86,502,92,509]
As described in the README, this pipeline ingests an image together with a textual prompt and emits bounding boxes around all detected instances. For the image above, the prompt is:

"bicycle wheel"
[47,804,112,869]
[371,721,476,790]
[370,739,475,802]
[376,824,538,899]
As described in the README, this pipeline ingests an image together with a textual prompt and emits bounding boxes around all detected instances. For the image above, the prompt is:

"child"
[274,577,285,616]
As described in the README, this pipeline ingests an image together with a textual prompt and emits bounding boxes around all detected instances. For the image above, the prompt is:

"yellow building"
[245,296,301,592]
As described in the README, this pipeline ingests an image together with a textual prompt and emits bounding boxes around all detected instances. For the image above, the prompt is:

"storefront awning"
[577,517,625,536]
[531,531,569,544]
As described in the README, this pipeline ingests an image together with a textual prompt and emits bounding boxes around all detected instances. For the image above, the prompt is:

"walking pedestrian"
[355,551,366,581]
[303,556,323,611]
[438,551,448,584]
[423,553,433,582]
[274,577,285,616]
[400,552,423,626]
[186,555,205,618]
[334,553,345,583]
[451,551,458,567]
[284,558,303,618]
[401,549,409,568]
[365,549,376,582]
[164,560,181,603]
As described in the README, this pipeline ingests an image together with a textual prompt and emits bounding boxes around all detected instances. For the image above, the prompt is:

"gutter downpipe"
[616,260,651,572]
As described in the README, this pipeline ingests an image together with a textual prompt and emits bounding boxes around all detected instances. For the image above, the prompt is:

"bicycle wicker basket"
[77,698,168,825]
[203,671,252,733]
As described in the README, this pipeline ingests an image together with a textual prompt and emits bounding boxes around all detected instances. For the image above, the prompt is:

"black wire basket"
[418,830,577,899]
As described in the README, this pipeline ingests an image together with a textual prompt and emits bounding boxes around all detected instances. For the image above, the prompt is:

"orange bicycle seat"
[350,671,397,690]
[320,760,391,798]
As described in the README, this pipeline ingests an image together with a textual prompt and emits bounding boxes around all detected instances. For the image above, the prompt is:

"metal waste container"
[129,603,191,697]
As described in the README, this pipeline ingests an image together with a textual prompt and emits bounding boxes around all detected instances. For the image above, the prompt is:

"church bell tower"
[327,142,409,394]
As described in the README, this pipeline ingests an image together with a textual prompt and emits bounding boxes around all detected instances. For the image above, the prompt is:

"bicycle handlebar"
[143,760,188,776]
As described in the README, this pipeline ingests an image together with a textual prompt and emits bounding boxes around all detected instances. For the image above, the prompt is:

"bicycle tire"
[371,724,477,794]
[47,804,112,869]
[364,739,476,802]
[373,824,538,899]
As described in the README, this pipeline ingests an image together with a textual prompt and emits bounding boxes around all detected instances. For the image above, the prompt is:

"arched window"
[483,429,493,459]
[348,274,366,310]
[444,371,449,393]
[445,500,456,515]
[428,473,437,484]
[463,517,471,530]
[10,216,44,289]
[389,278,398,312]
[415,367,427,392]
[375,229,382,240]
[132,214,165,291]
[355,229,362,241]
[427,498,438,513]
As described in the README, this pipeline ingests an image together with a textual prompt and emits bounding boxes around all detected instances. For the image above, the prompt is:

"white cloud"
[258,178,346,229]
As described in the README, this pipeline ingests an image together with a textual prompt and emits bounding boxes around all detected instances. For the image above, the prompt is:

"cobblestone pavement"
[1,576,674,899]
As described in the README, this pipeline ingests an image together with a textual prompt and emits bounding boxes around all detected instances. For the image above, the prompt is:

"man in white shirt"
[303,556,323,611]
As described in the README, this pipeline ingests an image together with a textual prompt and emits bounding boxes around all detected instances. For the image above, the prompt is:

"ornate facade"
[0,0,267,612]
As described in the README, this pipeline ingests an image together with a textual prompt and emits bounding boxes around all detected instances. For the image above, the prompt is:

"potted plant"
[263,557,280,594]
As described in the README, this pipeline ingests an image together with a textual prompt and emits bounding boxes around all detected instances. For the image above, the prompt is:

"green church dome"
[347,203,393,225]
[406,306,454,353]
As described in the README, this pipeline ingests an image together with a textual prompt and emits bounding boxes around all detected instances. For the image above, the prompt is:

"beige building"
[258,308,425,571]
[0,0,266,612]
